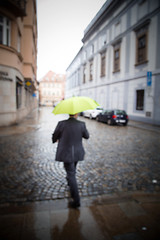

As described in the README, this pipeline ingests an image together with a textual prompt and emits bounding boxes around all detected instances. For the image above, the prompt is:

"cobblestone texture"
[0,107,160,203]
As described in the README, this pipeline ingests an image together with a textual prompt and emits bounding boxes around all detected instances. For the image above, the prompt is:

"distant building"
[66,0,160,125]
[39,71,65,106]
[0,0,38,126]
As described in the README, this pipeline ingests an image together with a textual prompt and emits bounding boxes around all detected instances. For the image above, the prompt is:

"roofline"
[66,47,83,71]
[82,0,122,43]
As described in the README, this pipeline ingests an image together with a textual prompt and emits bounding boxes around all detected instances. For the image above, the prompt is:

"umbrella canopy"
[52,96,99,115]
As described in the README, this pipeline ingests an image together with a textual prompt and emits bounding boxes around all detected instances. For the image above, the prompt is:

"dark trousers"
[64,162,80,204]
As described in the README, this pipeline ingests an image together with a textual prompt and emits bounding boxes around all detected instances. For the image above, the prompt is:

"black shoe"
[69,201,80,208]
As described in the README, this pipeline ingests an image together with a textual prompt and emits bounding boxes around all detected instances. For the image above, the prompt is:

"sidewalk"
[0,192,160,240]
[128,120,160,133]
[0,108,41,137]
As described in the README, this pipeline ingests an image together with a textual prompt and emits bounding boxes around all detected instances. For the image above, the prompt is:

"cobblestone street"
[0,107,160,204]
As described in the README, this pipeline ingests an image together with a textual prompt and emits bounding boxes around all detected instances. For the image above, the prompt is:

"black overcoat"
[52,118,89,163]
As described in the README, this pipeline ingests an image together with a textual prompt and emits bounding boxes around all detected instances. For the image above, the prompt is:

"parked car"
[83,107,103,119]
[96,109,129,126]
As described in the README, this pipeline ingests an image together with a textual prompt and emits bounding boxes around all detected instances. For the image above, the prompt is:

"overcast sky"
[37,0,106,80]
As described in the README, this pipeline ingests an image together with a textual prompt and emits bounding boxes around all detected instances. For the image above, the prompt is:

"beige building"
[39,71,65,106]
[0,0,38,126]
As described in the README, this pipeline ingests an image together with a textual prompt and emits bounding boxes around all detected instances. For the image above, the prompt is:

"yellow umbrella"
[52,96,99,115]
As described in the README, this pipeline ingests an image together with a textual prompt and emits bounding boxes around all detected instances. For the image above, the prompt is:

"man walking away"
[52,113,89,208]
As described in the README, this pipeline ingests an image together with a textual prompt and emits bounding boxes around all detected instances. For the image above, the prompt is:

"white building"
[66,0,160,125]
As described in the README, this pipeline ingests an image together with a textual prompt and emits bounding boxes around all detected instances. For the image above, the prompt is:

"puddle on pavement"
[0,200,107,240]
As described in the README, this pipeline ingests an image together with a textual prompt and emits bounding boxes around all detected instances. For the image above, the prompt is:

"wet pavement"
[0,192,160,240]
[0,107,160,203]
[0,107,160,239]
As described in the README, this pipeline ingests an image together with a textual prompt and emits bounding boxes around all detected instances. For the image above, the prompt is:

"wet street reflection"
[51,209,85,240]
[51,207,107,240]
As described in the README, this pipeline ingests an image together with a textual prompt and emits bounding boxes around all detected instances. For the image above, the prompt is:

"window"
[112,39,121,72]
[136,90,144,110]
[134,20,149,65]
[17,31,21,52]
[83,64,86,84]
[89,60,93,81]
[101,51,106,77]
[25,88,30,107]
[136,33,147,64]
[0,15,10,45]
[16,80,22,109]
[114,46,120,72]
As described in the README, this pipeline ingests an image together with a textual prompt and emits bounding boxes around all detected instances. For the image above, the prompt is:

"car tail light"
[126,115,129,119]
[112,115,117,119]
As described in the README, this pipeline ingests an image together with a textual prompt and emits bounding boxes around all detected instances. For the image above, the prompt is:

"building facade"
[39,71,65,106]
[66,0,160,125]
[0,0,38,126]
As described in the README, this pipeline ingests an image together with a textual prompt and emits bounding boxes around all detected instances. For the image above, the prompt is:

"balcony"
[0,0,27,17]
